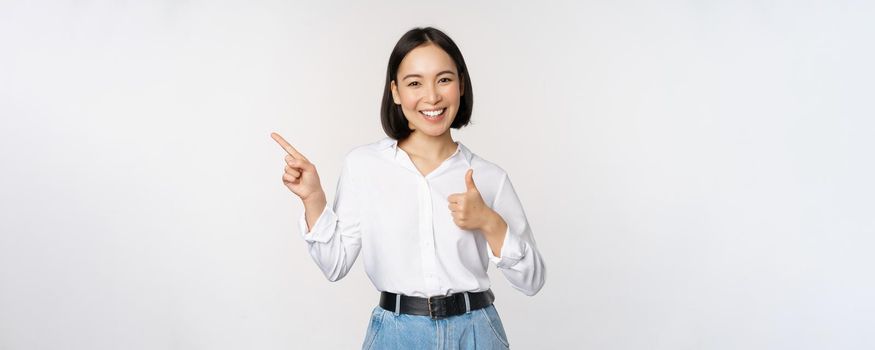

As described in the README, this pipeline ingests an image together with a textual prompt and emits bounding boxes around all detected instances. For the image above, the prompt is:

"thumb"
[465,169,477,191]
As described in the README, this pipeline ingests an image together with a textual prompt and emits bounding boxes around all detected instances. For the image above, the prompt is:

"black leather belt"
[379,289,495,320]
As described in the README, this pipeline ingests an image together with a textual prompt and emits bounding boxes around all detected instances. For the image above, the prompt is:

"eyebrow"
[402,70,457,81]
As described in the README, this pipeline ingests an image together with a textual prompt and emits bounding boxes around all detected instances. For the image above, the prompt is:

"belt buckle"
[427,295,448,320]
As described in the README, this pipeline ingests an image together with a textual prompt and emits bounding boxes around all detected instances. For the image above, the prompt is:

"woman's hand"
[448,169,502,231]
[271,132,325,204]
[448,169,508,256]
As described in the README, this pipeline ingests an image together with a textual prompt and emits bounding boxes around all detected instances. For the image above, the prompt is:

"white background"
[2,0,874,349]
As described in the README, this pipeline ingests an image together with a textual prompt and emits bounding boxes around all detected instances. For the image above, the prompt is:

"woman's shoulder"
[341,137,396,163]
[461,143,510,180]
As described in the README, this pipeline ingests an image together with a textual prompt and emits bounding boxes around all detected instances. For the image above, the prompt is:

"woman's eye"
[439,77,453,83]
[407,81,420,87]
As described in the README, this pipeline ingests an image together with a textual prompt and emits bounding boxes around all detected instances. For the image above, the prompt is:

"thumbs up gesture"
[448,169,495,231]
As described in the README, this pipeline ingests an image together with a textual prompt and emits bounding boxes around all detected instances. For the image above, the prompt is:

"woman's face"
[391,43,463,138]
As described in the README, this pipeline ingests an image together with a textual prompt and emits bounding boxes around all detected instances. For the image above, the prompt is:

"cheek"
[399,91,419,110]
[443,85,462,102]
[397,94,420,121]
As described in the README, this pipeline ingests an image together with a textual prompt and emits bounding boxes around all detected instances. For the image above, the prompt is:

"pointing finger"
[271,132,308,161]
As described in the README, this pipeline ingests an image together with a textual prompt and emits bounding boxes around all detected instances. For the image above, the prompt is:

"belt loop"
[394,294,401,316]
[463,292,471,314]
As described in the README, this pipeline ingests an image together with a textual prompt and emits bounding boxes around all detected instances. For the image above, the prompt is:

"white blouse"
[298,137,546,297]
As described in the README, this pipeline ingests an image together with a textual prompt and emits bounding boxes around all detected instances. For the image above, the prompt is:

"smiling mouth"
[419,108,446,120]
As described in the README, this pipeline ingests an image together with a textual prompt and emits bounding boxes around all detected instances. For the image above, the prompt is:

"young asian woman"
[272,27,545,350]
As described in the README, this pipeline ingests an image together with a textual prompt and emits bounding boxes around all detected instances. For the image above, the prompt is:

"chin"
[422,129,450,137]
[407,119,454,137]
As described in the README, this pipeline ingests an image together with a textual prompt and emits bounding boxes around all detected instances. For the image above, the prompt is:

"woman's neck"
[397,131,457,162]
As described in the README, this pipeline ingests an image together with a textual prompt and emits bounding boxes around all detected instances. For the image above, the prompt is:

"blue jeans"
[361,304,511,349]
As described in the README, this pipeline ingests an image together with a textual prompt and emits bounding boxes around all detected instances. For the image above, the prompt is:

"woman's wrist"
[480,210,508,251]
[302,190,326,207]
[302,191,327,232]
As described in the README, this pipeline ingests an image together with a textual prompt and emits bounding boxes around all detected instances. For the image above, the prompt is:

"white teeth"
[421,109,444,117]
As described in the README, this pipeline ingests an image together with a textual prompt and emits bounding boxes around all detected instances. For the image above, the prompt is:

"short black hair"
[380,27,474,140]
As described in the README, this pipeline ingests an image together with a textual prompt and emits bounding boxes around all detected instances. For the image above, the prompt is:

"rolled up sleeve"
[298,158,362,282]
[487,173,546,296]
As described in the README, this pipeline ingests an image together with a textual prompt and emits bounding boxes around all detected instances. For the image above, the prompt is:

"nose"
[424,83,441,104]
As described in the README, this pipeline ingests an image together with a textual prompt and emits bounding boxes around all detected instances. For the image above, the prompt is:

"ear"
[390,80,401,104]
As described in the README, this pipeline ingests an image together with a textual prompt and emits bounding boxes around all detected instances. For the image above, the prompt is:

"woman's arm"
[448,169,546,296]
[480,211,508,257]
[272,133,363,282]
[485,173,547,296]
[302,191,327,232]
[297,158,363,282]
